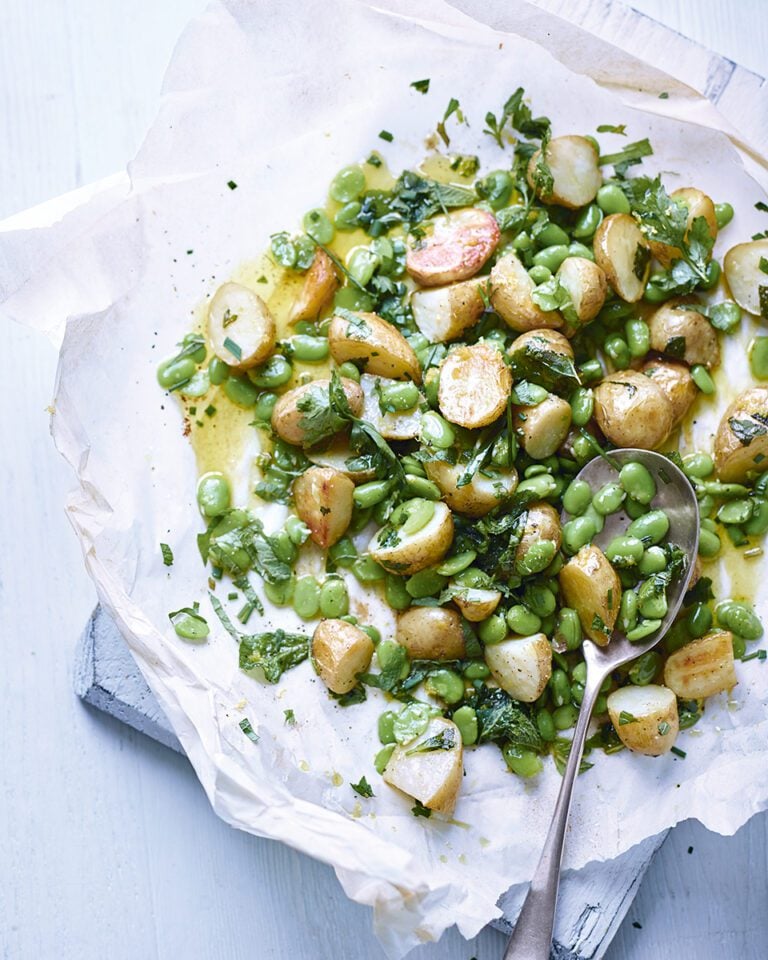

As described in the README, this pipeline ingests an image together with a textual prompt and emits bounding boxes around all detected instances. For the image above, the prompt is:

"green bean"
[421,411,455,449]
[208,357,230,385]
[563,479,593,516]
[291,335,329,363]
[385,575,411,611]
[552,704,579,730]
[628,509,669,545]
[330,165,366,203]
[378,711,397,744]
[535,708,556,742]
[717,498,754,525]
[597,183,631,215]
[619,462,656,505]
[567,241,595,261]
[516,539,557,576]
[248,354,293,388]
[516,474,558,499]
[604,334,631,369]
[463,661,491,680]
[532,244,569,272]
[593,481,626,516]
[425,669,465,704]
[714,202,734,229]
[374,744,396,774]
[263,576,295,606]
[537,222,570,247]
[479,614,508,645]
[379,381,420,411]
[619,589,638,633]
[528,264,552,285]
[353,480,391,509]
[196,472,231,517]
[549,669,571,708]
[716,600,763,640]
[745,497,768,535]
[626,619,662,642]
[319,578,349,618]
[572,204,603,238]
[691,364,715,394]
[562,516,597,555]
[698,527,722,557]
[606,535,645,567]
[157,356,197,390]
[503,744,543,777]
[303,209,334,244]
[625,318,650,359]
[437,551,477,576]
[352,555,386,582]
[506,604,542,636]
[637,546,666,575]
[406,568,447,599]
[570,387,594,428]
[555,607,582,651]
[453,705,479,745]
[524,583,557,618]
[629,651,662,686]
[334,201,362,231]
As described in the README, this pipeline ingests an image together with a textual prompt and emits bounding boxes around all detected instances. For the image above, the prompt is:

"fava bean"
[208,357,230,385]
[604,334,631,369]
[264,576,295,606]
[583,503,605,534]
[628,509,669,544]
[158,356,197,390]
[606,535,645,567]
[537,222,570,247]
[254,391,278,421]
[463,661,491,680]
[570,387,594,428]
[336,361,361,382]
[563,479,592,516]
[745,497,768,536]
[552,704,579,730]
[303,208,334,244]
[686,603,713,638]
[629,650,662,686]
[624,497,648,520]
[479,614,508,645]
[525,584,557,618]
[528,264,552,285]
[353,480,391,509]
[385,575,411,611]
[573,203,603,238]
[360,624,381,645]
[716,600,763,640]
[732,634,747,659]
[248,354,293,388]
[626,619,662,642]
[506,604,542,636]
[379,381,420,411]
[536,709,556,742]
[555,607,582,651]
[503,744,543,777]
[691,364,715,394]
[619,462,656,504]
[698,527,722,557]
[562,516,597,555]
[453,705,479,745]
[421,411,455,449]
[328,536,357,567]
[567,241,594,261]
[291,334,329,363]
[406,569,448,599]
[750,336,768,380]
[578,358,604,384]
[334,201,362,231]
[593,481,626,515]
[638,583,668,620]
[512,232,533,252]
[196,472,231,517]
[477,170,514,210]
[717,498,754,525]
[516,474,558,499]
[424,669,464,705]
[516,539,557,576]
[625,318,650,358]
[330,165,366,203]
[293,576,321,619]
[637,546,666,575]
[392,498,435,536]
[374,744,396,774]
[224,376,259,407]
[549,669,571,708]
[714,201,734,229]
[352,555,386,582]
[597,183,631,215]
[378,711,396,744]
[319,578,349,618]
[619,589,638,633]
[532,244,569,272]
[683,452,714,479]
[437,551,477,576]
[701,260,721,290]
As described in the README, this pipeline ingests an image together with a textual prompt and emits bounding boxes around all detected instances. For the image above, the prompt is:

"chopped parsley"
[350,776,375,798]
[284,709,296,725]
[483,87,550,149]
[436,97,463,147]
[411,800,432,818]
[378,129,394,142]
[410,78,430,94]
[227,180,238,190]
[160,543,174,567]
[239,717,260,742]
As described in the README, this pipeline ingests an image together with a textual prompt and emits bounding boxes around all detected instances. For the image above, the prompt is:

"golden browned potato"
[664,630,737,699]
[640,359,697,427]
[527,136,602,209]
[396,606,465,659]
[508,328,574,365]
[425,460,518,517]
[405,208,500,286]
[514,394,572,460]
[293,466,354,549]
[306,441,376,482]
[490,252,562,332]
[714,387,768,481]
[288,249,339,324]
[556,257,608,324]
[328,311,421,383]
[368,501,454,575]
[383,717,463,816]
[724,238,768,315]
[559,544,621,645]
[593,214,651,303]
[312,619,374,694]
[484,633,552,702]
[515,502,562,568]
[438,342,512,429]
[650,188,718,267]
[648,300,720,368]
[593,371,674,450]
[410,278,486,343]
[207,282,276,370]
[607,685,679,756]
[359,374,422,441]
[271,377,363,446]
[453,587,502,622]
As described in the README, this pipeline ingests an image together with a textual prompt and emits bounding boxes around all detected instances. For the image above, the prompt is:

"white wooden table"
[1,2,767,958]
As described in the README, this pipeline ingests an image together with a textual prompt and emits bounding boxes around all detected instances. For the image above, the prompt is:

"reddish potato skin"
[406,209,500,286]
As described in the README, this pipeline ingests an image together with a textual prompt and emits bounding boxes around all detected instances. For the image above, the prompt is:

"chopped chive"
[186,249,194,255]
[599,138,653,167]
[227,180,238,190]
[223,336,242,360]
[378,130,394,142]
[597,123,627,135]
[657,721,671,736]
[619,711,637,725]
[658,92,669,100]
[239,717,259,742]
[671,746,687,758]
[742,649,767,662]
[204,404,216,417]
[756,201,768,213]
[160,543,174,567]
[284,709,296,725]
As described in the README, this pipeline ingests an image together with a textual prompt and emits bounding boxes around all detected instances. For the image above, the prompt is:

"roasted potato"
[288,249,338,324]
[508,328,574,365]
[490,252,562,332]
[514,394,572,460]
[359,373,422,441]
[383,717,463,816]
[648,300,720,368]
[312,619,374,694]
[663,630,737,699]
[438,342,512,429]
[411,277,486,342]
[368,501,454,575]
[713,387,768,481]
[593,214,651,303]
[271,377,364,446]
[328,311,421,383]
[724,238,768,315]
[293,466,354,549]
[397,606,466,659]
[306,441,376,482]
[640,359,697,427]
[650,188,717,267]
[406,208,500,286]
[484,633,552,702]
[208,282,276,370]
[527,135,601,209]
[559,544,621,645]
[425,460,518,517]
[515,502,562,569]
[593,371,674,450]
[556,257,608,325]
[607,685,679,756]
[452,587,502,623]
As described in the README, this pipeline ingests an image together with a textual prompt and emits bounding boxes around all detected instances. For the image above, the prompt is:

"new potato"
[425,460,518,517]
[648,300,720,368]
[271,377,363,446]
[383,717,464,815]
[396,606,466,659]
[640,359,697,426]
[724,238,768,315]
[527,135,602,208]
[593,371,673,449]
[438,341,512,429]
[556,256,608,324]
[607,685,679,756]
[293,466,354,549]
[208,281,276,370]
[328,311,421,382]
[515,502,562,567]
[411,278,486,342]
[513,394,572,460]
[406,208,500,286]
[559,544,621,645]
[484,632,553,702]
[490,252,563,332]
[650,188,717,267]
[453,587,502,622]
[593,214,651,303]
[368,501,454,575]
[664,630,737,699]
[288,248,339,324]
[312,619,374,694]
[713,387,768,482]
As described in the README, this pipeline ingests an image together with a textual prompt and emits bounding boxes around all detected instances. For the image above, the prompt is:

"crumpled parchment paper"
[3,1,768,955]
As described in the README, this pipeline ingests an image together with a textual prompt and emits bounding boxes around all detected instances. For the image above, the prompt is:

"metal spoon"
[504,448,699,960]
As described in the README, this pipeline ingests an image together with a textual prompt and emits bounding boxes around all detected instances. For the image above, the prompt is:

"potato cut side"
[453,587,502,623]
[593,214,651,303]
[664,630,737,699]
[490,252,562,332]
[508,328,574,363]
[306,440,376,482]
[293,466,355,549]
[484,633,552,702]
[411,278,486,342]
[650,188,717,268]
[640,359,697,427]
[288,249,339,324]
[406,208,500,286]
[312,619,374,694]
[648,300,720,369]
[328,311,421,382]
[559,545,621,645]
[271,377,363,446]
[713,387,768,482]
[207,281,276,370]
[527,136,602,209]
[556,257,608,324]
[594,371,673,450]
[724,238,768,316]
[383,717,464,816]
[397,606,466,659]
[425,460,518,517]
[359,373,422,441]
[438,341,512,429]
[515,502,562,565]
[368,501,454,575]
[607,685,679,756]
[514,394,572,460]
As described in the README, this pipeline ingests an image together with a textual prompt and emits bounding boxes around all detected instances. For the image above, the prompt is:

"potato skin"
[724,238,768,315]
[648,300,720,368]
[508,328,574,364]
[368,501,454,575]
[425,460,518,517]
[593,213,651,303]
[640,358,697,427]
[312,619,374,694]
[664,630,737,699]
[293,466,354,549]
[650,187,717,267]
[271,377,363,446]
[527,135,602,209]
[490,253,563,332]
[359,374,422,441]
[383,717,463,815]
[593,371,674,450]
[397,606,466,659]
[556,257,608,325]
[453,588,502,622]
[411,277,486,343]
[288,249,338,324]
[328,311,421,383]
[484,633,553,702]
[208,281,276,370]
[438,341,512,429]
[559,545,621,645]
[406,208,500,286]
[514,394,572,460]
[714,387,768,482]
[607,685,679,756]
[515,502,562,567]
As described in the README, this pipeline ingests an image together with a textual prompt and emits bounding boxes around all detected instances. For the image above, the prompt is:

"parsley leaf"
[160,543,174,566]
[411,799,432,818]
[239,630,309,683]
[484,87,550,148]
[410,78,430,94]
[436,98,463,147]
[350,776,375,798]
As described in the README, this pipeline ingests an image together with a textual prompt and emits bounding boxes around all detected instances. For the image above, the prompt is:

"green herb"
[411,78,430,94]
[239,630,309,683]
[208,591,240,641]
[671,746,687,758]
[449,153,480,177]
[332,684,368,706]
[658,721,671,735]
[405,729,456,755]
[531,127,554,198]
[756,201,768,213]
[223,336,242,361]
[742,649,767,662]
[284,709,296,725]
[437,97,463,146]
[597,124,627,135]
[207,510,293,582]
[367,153,382,167]
[160,543,174,566]
[760,257,768,274]
[665,335,686,359]
[227,180,238,190]
[411,800,432,818]
[222,308,238,327]
[205,404,216,417]
[552,737,594,776]
[233,575,264,623]
[239,717,259,742]
[599,138,653,169]
[591,613,610,637]
[507,338,580,393]
[360,643,409,692]
[619,711,637,725]
[483,87,550,148]
[531,275,576,321]
[378,130,394,142]
[350,776,375,798]
[476,688,542,750]
[659,92,669,99]
[729,416,768,446]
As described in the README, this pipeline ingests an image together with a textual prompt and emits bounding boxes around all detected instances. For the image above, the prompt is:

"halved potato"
[359,373,423,441]
[328,311,421,383]
[556,257,608,325]
[593,371,673,449]
[593,214,651,303]
[490,252,562,332]
[271,377,364,446]
[306,440,376,482]
[368,501,454,575]
[397,606,465,659]
[607,685,679,756]
[514,394,572,460]
[453,587,502,622]
[508,328,574,364]
[559,544,621,645]
[515,502,562,568]
[640,359,697,427]
[207,282,276,370]
[288,249,339,324]
[411,278,486,342]
[663,630,737,699]
[425,460,518,517]
[650,188,717,267]
[648,300,720,368]
[293,466,354,549]
[383,717,463,816]
[312,619,374,694]
[527,136,601,209]
[405,208,500,286]
[484,633,552,702]
[438,342,512,429]
[713,387,768,481]
[724,238,768,315]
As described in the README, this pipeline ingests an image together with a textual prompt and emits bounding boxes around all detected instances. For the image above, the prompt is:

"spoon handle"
[503,668,607,960]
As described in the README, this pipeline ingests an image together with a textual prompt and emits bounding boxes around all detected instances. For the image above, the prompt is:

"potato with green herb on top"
[648,300,720,368]
[513,394,572,460]
[713,387,768,481]
[208,282,276,370]
[515,502,562,571]
[556,257,608,325]
[527,135,602,209]
[368,501,454,575]
[490,252,563,332]
[293,466,354,549]
[438,341,512,429]
[312,619,374,694]
[383,717,464,815]
[405,208,500,286]
[453,588,502,623]
[607,685,679,756]
[724,238,768,316]
[329,311,421,382]
[593,371,673,450]
[396,606,466,660]
[271,377,363,446]
[410,277,486,342]
[425,460,518,517]
[559,544,621,645]
[593,214,651,303]
[649,188,718,268]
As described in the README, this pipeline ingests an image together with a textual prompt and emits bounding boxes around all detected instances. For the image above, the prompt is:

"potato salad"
[158,88,768,818]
